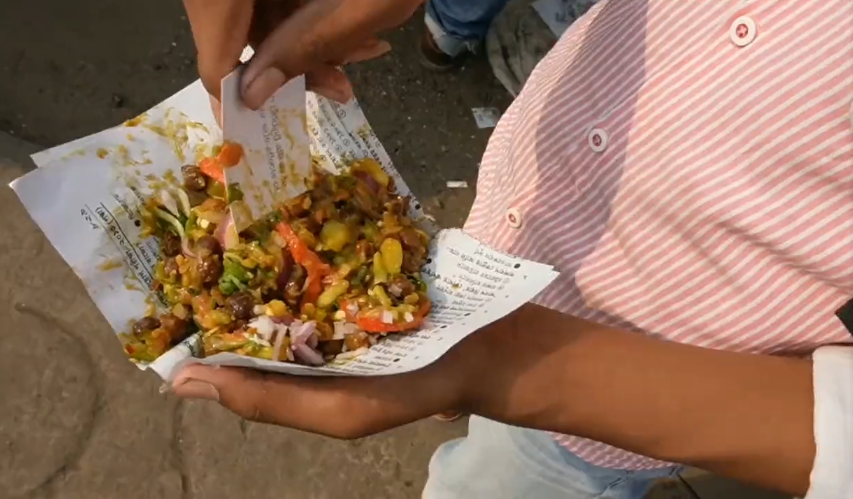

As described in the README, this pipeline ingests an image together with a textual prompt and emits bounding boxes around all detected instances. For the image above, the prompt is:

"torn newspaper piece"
[220,68,311,231]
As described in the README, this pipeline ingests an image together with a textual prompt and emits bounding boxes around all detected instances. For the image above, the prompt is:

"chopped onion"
[174,188,192,218]
[154,208,185,238]
[333,321,359,340]
[181,237,196,258]
[272,323,289,361]
[346,303,359,316]
[196,210,224,225]
[154,207,194,258]
[171,303,188,320]
[404,312,414,323]
[335,347,368,361]
[254,337,273,347]
[215,211,239,250]
[157,190,180,217]
[353,170,381,193]
[271,232,286,248]
[271,315,294,326]
[248,315,276,341]
[388,283,403,296]
[252,305,266,315]
[292,343,325,366]
[290,320,317,346]
[381,310,394,324]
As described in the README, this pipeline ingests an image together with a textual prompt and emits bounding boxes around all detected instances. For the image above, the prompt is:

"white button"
[588,128,609,153]
[505,208,523,229]
[729,16,757,47]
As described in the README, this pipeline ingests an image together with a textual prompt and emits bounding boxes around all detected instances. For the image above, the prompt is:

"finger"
[171,362,454,438]
[183,0,253,99]
[241,38,387,108]
[209,94,223,128]
[173,365,299,425]
[340,38,392,64]
[303,39,387,102]
[306,66,354,103]
[242,0,421,109]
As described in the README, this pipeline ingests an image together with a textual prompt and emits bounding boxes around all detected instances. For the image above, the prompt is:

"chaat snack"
[121,146,432,366]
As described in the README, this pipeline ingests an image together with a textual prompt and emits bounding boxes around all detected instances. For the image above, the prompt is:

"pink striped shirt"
[464,0,853,469]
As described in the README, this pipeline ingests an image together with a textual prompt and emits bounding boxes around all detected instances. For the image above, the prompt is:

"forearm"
[462,304,815,496]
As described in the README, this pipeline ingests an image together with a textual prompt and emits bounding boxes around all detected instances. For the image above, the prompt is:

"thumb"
[240,0,332,109]
[171,364,296,425]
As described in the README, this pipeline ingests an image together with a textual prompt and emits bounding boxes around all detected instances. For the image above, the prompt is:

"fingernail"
[318,88,349,104]
[243,67,287,108]
[332,87,353,103]
[172,379,220,401]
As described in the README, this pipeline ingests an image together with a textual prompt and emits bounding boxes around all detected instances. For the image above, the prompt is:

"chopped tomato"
[275,223,329,272]
[356,301,431,333]
[199,157,225,184]
[276,222,331,309]
[301,277,323,311]
[217,142,243,167]
[338,299,358,322]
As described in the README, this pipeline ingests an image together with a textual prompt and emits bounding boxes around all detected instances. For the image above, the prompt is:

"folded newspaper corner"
[9,76,560,381]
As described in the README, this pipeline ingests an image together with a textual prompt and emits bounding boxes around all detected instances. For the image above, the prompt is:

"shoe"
[419,27,469,72]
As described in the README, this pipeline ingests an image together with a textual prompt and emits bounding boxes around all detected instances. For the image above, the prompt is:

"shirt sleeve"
[805,346,853,499]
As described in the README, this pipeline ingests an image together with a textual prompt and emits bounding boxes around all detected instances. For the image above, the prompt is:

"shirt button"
[729,16,757,47]
[505,208,523,229]
[588,128,609,153]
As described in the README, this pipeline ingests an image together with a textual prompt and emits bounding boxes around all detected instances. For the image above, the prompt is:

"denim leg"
[424,416,681,499]
[425,0,511,55]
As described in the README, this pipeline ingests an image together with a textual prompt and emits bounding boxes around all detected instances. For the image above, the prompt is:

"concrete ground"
[0,1,790,498]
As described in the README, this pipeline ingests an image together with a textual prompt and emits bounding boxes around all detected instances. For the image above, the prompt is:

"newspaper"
[11,77,559,381]
[220,69,311,231]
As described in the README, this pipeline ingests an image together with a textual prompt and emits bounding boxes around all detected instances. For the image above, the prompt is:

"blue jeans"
[426,0,511,55]
[424,417,682,498]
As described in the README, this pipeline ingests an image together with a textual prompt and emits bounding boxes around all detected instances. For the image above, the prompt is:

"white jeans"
[424,417,682,498]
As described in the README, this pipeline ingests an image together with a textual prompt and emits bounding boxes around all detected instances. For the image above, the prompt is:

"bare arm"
[462,305,814,496]
[172,304,816,496]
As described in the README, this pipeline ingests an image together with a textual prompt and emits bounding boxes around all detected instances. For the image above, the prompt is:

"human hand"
[169,304,561,438]
[183,0,423,110]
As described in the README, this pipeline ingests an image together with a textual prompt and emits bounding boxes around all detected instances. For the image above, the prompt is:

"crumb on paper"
[355,124,372,142]
[142,108,195,162]
[96,148,110,159]
[97,258,124,272]
[446,181,468,189]
[471,107,501,129]
[63,149,87,160]
[124,113,148,127]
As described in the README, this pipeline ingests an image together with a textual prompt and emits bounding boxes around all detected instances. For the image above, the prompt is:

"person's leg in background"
[424,416,682,499]
[421,0,511,70]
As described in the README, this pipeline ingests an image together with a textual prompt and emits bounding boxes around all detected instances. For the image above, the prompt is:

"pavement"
[0,1,791,498]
